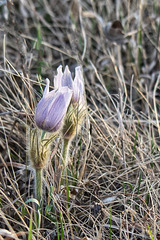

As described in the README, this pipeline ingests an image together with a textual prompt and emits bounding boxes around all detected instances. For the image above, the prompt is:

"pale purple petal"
[61,66,73,89]
[72,66,84,103]
[43,78,50,97]
[35,87,72,132]
[35,89,57,129]
[45,88,72,131]
[54,65,63,89]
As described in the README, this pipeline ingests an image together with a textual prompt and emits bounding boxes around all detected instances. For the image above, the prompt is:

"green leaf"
[147,224,154,240]
[28,213,32,240]
[123,182,133,191]
[66,177,69,209]
[25,198,40,207]
[36,24,42,50]
[18,198,40,211]
[56,221,60,240]
[60,212,64,240]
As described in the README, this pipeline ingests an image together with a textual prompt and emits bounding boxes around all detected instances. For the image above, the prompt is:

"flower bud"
[28,128,51,170]
[62,103,85,140]
[35,79,72,132]
[59,66,86,140]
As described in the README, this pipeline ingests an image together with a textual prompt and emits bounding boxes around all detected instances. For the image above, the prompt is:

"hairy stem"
[35,168,42,203]
[62,138,71,170]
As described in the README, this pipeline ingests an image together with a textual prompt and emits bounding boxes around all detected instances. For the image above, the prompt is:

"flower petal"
[35,89,57,128]
[35,87,72,132]
[45,87,72,131]
[61,66,73,89]
[54,65,63,89]
[43,78,50,97]
[72,66,84,103]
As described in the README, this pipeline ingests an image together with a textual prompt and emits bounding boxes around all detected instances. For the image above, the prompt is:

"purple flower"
[54,65,84,104]
[35,65,85,132]
[35,79,72,132]
[54,66,86,140]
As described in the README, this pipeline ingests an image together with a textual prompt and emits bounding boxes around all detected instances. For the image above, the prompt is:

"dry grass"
[0,0,160,239]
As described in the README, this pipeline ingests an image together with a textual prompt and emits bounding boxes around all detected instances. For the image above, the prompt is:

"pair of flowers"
[35,65,85,135]
[30,65,85,204]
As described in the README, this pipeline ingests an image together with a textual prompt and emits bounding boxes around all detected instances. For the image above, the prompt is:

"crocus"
[54,65,84,104]
[54,65,86,169]
[35,79,72,132]
[35,65,85,135]
[55,65,86,141]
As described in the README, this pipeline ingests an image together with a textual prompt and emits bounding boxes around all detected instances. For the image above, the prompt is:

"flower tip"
[45,78,50,84]
[61,65,73,89]
[54,65,63,89]
[65,65,69,71]
[43,78,50,97]
[75,66,83,78]
[57,65,62,73]
[75,65,82,71]
[64,65,71,76]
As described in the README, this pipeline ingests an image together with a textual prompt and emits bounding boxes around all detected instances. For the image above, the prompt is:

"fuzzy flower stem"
[35,168,42,204]
[62,138,71,170]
